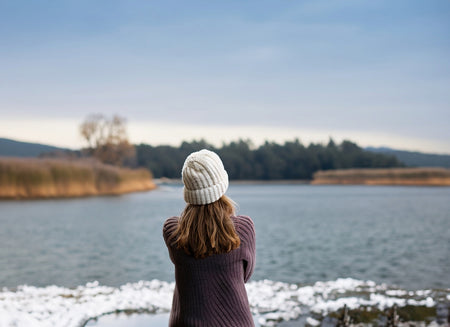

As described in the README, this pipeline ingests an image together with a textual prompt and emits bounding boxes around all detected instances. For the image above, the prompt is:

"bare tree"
[79,114,136,166]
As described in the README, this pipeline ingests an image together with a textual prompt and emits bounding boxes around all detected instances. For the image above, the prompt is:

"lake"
[1,184,449,326]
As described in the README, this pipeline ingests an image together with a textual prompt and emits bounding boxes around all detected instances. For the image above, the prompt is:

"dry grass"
[312,167,450,186]
[0,157,156,199]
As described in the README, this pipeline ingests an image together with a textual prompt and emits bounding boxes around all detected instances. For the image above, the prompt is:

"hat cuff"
[184,180,229,205]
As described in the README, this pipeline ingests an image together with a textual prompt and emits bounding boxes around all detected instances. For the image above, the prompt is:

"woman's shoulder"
[163,216,179,239]
[231,215,255,239]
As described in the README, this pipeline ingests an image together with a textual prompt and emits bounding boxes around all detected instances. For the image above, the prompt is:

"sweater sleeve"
[236,215,256,283]
[163,216,179,264]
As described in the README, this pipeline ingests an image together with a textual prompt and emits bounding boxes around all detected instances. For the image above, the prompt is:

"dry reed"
[312,167,450,186]
[0,157,156,199]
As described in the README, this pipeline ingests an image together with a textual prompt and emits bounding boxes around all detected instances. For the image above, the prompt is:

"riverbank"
[0,157,156,199]
[312,167,450,186]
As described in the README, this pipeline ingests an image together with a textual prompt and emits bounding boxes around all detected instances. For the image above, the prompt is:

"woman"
[163,149,256,326]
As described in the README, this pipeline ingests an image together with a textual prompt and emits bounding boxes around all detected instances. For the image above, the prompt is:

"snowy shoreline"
[1,278,449,327]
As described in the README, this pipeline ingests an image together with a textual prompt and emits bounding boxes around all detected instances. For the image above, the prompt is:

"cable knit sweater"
[163,215,256,327]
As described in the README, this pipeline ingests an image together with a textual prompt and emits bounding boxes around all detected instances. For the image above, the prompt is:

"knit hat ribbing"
[182,149,229,205]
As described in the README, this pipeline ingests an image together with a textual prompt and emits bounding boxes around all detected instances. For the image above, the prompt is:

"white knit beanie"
[182,149,229,205]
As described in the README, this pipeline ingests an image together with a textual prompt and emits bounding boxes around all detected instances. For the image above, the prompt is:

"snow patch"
[0,278,448,327]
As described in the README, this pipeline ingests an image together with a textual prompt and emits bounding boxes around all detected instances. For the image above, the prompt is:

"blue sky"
[0,0,449,153]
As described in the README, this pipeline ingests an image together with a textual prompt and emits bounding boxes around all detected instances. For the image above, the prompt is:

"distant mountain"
[0,138,69,157]
[366,147,450,168]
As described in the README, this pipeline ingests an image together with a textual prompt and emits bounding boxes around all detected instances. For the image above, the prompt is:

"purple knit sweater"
[163,215,256,327]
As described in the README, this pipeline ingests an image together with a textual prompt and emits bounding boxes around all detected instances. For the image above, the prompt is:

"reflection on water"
[86,313,170,327]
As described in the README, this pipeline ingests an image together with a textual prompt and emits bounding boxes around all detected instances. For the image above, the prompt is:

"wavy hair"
[174,195,241,259]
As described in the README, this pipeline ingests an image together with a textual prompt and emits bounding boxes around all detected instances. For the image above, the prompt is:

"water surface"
[1,184,449,290]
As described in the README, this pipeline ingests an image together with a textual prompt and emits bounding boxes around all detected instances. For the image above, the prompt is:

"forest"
[135,139,404,180]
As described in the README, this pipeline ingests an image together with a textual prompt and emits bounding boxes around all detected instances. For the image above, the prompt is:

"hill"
[0,138,68,157]
[366,147,450,168]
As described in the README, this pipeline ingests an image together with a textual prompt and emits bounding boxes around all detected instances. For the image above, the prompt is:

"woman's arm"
[163,217,179,263]
[238,215,256,283]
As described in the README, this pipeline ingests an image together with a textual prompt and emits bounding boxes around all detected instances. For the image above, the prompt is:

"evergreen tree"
[134,139,403,180]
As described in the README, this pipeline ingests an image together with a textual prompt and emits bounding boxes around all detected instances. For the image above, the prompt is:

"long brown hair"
[174,195,241,259]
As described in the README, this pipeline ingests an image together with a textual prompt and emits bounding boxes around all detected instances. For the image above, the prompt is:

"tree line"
[74,114,404,180]
[135,139,404,180]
